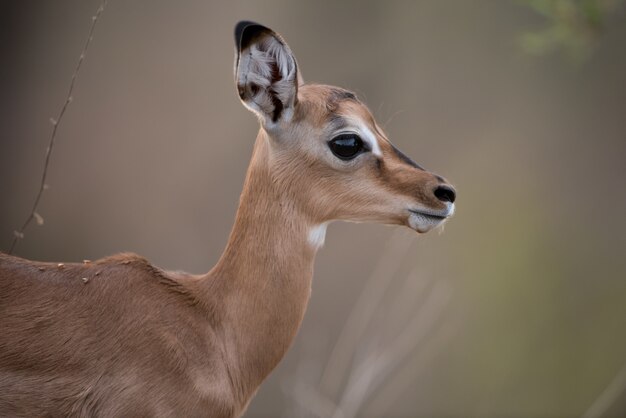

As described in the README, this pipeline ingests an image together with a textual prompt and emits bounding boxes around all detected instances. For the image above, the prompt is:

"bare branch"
[319,230,415,397]
[582,362,626,418]
[333,280,451,418]
[8,0,108,254]
[285,233,455,418]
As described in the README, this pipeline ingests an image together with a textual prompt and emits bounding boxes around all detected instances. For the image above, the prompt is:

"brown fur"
[0,253,233,417]
[0,23,455,417]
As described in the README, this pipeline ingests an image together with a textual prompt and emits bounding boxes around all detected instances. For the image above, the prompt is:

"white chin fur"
[408,203,454,233]
[408,213,445,233]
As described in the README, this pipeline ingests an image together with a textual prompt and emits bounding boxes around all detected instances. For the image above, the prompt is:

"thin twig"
[288,381,342,418]
[287,234,453,418]
[333,281,451,418]
[365,321,457,416]
[319,230,414,397]
[582,362,626,418]
[8,0,107,254]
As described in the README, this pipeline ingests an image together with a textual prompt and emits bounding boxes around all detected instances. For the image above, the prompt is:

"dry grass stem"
[8,0,107,254]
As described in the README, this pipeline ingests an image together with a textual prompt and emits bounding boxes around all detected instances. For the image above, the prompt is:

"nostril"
[434,185,456,203]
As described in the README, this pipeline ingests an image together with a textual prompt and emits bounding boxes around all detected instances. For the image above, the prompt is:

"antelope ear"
[234,21,299,126]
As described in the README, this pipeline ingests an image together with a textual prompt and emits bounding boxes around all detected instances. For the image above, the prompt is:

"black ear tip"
[234,20,257,43]
[234,20,270,50]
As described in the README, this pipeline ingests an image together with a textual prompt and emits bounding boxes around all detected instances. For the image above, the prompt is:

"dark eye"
[328,134,366,160]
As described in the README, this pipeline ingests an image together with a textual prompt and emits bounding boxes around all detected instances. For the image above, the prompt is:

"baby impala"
[0,21,455,417]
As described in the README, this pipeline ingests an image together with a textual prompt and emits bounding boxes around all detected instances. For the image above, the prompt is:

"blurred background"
[1,1,625,417]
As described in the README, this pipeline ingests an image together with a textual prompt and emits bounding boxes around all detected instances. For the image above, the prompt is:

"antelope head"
[234,21,456,245]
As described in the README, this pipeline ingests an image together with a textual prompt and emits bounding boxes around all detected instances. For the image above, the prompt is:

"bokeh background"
[1,1,625,417]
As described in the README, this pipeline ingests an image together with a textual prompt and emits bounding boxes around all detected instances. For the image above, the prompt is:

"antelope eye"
[328,134,366,160]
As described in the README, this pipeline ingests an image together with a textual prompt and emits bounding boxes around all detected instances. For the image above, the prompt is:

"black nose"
[434,185,456,203]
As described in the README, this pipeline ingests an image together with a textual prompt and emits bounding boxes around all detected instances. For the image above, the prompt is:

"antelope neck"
[205,134,319,398]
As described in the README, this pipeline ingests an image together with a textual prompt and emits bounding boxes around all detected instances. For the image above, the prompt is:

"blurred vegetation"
[519,0,625,61]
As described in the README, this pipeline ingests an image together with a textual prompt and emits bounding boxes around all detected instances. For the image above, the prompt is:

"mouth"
[408,204,455,233]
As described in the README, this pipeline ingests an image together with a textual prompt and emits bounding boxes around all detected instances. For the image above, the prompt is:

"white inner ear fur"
[237,35,298,124]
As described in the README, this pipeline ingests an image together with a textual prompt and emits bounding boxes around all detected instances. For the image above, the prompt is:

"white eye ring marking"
[338,118,382,158]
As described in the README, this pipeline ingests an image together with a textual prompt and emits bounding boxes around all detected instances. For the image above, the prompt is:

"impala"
[0,21,456,417]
